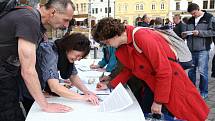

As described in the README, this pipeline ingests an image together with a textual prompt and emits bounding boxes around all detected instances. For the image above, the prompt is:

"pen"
[96,94,109,95]
[92,59,95,65]
[98,97,103,101]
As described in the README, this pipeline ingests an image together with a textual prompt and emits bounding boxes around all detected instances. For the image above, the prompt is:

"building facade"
[115,0,169,25]
[91,0,115,22]
[169,0,215,20]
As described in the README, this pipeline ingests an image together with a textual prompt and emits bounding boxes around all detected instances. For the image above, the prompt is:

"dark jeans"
[0,75,25,121]
[188,51,209,95]
[140,83,174,117]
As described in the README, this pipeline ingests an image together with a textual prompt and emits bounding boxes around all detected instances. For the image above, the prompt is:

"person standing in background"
[182,3,215,99]
[90,46,117,72]
[173,14,186,38]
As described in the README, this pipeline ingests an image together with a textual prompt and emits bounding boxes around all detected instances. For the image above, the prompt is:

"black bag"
[0,0,18,18]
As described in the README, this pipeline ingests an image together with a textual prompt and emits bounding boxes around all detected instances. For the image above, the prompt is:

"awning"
[74,18,87,21]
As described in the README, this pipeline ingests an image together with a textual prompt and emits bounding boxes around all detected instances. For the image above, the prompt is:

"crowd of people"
[0,0,215,121]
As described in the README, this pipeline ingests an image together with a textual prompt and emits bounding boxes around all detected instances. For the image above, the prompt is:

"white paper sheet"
[70,84,111,95]
[98,83,133,112]
[182,31,194,35]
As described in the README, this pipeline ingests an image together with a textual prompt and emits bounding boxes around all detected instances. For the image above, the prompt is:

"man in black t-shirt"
[0,0,75,120]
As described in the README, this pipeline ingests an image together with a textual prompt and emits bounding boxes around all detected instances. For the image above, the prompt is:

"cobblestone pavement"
[207,76,215,121]
[206,51,215,121]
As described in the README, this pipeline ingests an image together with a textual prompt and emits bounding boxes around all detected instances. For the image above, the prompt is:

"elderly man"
[0,0,75,121]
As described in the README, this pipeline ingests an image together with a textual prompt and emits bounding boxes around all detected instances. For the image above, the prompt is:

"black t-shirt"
[0,8,43,77]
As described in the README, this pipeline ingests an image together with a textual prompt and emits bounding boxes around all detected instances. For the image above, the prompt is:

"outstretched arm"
[18,38,71,112]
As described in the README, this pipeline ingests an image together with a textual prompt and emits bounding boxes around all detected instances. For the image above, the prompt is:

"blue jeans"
[188,50,209,95]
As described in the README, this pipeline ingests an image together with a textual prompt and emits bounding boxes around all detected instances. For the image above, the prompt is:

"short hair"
[155,17,163,25]
[44,0,75,13]
[174,14,181,19]
[142,14,147,20]
[56,33,91,58]
[91,17,125,43]
[187,3,199,12]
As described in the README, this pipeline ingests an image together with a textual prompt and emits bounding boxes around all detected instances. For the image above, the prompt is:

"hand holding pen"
[90,60,100,69]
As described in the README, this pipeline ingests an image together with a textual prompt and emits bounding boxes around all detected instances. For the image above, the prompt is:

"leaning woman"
[22,33,99,113]
[94,17,209,121]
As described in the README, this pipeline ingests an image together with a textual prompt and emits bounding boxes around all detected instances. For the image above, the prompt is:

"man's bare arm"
[18,38,71,112]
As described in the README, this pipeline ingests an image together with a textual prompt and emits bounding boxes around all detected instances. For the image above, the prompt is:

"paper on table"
[98,83,133,112]
[77,65,97,71]
[70,84,111,95]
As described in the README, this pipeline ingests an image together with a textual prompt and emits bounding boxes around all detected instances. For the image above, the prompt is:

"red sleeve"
[110,67,133,88]
[135,29,172,103]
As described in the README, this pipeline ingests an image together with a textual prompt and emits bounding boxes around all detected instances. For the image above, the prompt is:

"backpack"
[132,27,193,70]
[0,0,18,18]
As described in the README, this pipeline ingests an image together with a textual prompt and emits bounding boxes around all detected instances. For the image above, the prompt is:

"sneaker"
[201,93,208,99]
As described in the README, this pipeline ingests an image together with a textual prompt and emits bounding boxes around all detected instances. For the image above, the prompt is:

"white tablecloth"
[25,89,145,121]
[25,59,145,121]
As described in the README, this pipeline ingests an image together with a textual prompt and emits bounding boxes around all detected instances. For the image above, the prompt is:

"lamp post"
[108,0,110,17]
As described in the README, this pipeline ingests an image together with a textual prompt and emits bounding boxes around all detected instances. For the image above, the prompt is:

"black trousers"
[140,83,173,117]
[0,75,25,121]
[22,97,34,115]
[212,54,215,75]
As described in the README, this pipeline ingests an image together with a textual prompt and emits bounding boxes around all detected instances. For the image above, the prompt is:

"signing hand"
[151,101,162,114]
[99,75,110,82]
[90,64,100,69]
[96,82,108,90]
[42,103,72,113]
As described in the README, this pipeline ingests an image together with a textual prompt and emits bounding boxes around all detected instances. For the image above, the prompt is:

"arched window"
[136,4,139,10]
[161,2,165,10]
[140,4,144,10]
[152,3,156,10]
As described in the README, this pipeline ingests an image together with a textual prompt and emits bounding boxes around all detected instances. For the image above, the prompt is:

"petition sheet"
[98,83,133,112]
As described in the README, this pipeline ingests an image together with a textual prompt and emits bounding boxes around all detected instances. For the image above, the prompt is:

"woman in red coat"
[92,17,209,121]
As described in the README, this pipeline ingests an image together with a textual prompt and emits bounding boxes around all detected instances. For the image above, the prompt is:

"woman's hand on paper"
[83,94,99,105]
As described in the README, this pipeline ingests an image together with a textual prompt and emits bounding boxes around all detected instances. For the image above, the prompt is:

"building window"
[105,7,107,13]
[152,3,156,10]
[101,0,103,2]
[136,4,139,10]
[109,7,111,13]
[81,3,83,12]
[210,0,215,9]
[118,4,121,12]
[76,4,78,11]
[140,4,144,10]
[124,4,128,12]
[95,8,98,14]
[203,0,208,9]
[92,8,94,14]
[83,3,86,12]
[176,2,180,10]
[161,3,165,10]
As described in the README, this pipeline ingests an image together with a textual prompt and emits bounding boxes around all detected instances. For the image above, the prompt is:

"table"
[25,59,145,121]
